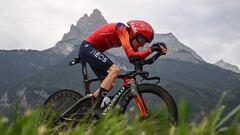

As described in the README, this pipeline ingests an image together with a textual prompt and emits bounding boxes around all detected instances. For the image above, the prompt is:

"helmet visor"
[136,34,148,47]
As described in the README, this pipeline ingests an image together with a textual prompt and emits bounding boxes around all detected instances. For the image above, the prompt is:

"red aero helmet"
[127,20,154,43]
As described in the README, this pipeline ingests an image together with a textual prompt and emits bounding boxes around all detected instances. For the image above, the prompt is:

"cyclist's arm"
[116,24,152,60]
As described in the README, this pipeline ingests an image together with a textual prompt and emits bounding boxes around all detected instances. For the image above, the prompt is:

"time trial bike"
[43,51,178,126]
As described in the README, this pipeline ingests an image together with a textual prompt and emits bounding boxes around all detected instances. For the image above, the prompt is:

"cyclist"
[78,20,167,118]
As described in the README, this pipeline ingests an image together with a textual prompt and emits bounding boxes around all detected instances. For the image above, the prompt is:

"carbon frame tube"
[130,78,149,118]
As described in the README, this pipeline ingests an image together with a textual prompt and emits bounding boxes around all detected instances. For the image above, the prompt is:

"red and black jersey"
[84,23,151,59]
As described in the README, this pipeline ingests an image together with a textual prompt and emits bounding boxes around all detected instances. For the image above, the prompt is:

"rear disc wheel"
[43,90,92,125]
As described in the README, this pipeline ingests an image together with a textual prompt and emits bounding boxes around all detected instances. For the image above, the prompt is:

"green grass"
[0,100,239,135]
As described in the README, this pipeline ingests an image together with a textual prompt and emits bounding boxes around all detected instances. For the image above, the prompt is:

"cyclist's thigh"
[89,65,108,77]
[79,41,113,77]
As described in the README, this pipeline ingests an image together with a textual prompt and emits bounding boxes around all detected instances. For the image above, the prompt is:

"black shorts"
[78,40,114,77]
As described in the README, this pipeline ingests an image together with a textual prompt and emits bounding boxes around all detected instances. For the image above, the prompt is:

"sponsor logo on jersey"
[90,50,108,62]
[84,44,89,47]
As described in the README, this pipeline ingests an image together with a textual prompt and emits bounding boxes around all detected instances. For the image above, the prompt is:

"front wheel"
[118,83,178,126]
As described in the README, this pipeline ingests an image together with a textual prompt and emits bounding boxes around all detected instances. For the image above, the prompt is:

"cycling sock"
[92,87,110,119]
[94,87,109,109]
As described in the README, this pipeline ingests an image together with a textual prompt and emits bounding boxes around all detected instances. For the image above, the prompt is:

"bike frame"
[52,51,163,124]
[81,60,149,118]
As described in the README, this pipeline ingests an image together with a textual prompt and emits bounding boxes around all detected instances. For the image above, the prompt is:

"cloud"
[0,0,99,50]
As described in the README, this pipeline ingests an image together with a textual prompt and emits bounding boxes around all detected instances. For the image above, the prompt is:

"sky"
[0,0,240,67]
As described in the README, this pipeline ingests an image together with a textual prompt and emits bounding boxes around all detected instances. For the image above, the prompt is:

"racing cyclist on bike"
[78,20,167,118]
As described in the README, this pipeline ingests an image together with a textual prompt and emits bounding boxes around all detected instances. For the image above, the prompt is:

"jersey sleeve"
[116,23,152,60]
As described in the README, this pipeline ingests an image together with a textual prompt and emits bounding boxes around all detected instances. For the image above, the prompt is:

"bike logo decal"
[103,87,125,115]
[101,97,111,108]
[90,50,108,62]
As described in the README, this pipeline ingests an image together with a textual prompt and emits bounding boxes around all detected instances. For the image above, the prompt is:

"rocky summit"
[215,59,240,74]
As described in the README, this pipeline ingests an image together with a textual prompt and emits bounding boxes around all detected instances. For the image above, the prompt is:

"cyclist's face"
[131,36,147,50]
[131,39,140,50]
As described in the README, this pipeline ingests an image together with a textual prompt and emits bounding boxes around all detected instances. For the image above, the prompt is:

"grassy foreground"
[0,100,239,135]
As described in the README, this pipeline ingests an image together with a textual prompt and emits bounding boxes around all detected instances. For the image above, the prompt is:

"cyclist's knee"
[108,64,120,77]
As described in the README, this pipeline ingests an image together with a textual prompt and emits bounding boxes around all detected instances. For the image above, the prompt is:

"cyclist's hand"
[159,42,167,55]
[151,43,161,52]
[151,42,167,55]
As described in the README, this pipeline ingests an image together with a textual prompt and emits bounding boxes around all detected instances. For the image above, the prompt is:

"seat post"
[81,61,91,95]
[81,61,88,80]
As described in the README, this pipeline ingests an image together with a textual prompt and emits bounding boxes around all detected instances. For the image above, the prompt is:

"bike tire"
[43,89,86,123]
[118,83,178,125]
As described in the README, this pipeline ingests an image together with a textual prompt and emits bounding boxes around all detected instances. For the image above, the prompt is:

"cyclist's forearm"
[130,48,151,59]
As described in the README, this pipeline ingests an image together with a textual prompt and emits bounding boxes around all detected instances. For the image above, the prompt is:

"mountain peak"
[152,33,205,64]
[166,32,179,41]
[45,9,108,57]
[217,59,225,63]
[78,14,90,21]
[91,9,102,17]
[63,9,107,41]
[215,59,240,73]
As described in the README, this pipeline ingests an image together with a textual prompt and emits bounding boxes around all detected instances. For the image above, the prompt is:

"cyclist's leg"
[78,41,120,117]
[92,64,120,118]
[79,41,120,94]
[92,66,117,97]
[90,67,114,97]
[101,64,120,90]
[89,64,120,99]
[88,58,120,95]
